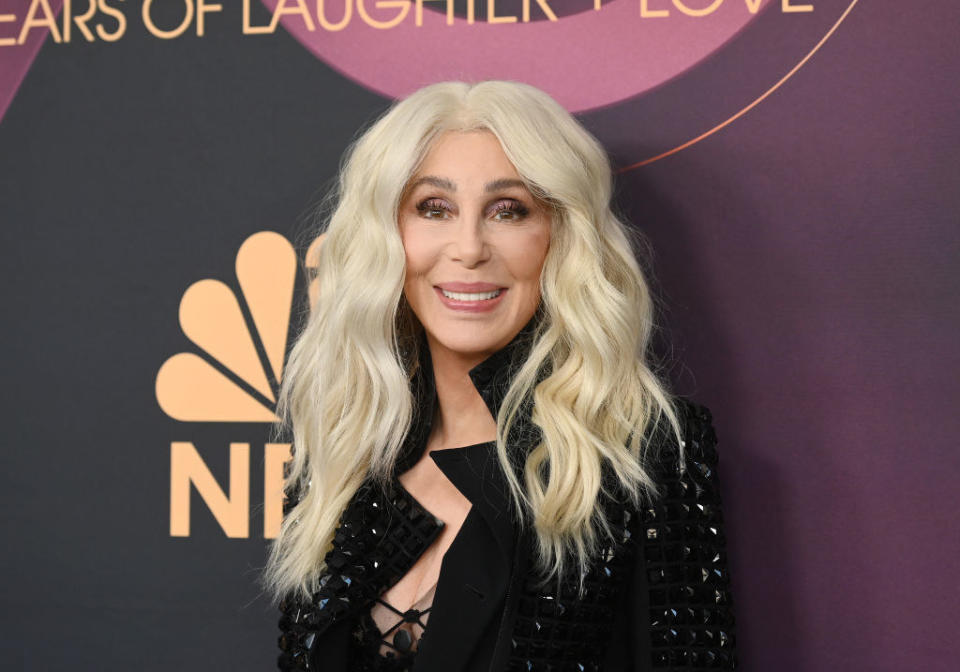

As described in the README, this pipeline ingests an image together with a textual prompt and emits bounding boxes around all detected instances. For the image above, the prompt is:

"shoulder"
[644,396,723,483]
[598,397,722,514]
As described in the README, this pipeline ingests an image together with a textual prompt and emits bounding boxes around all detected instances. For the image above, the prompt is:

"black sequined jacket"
[276,320,737,671]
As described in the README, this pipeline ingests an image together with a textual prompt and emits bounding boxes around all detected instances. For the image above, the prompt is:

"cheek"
[509,228,551,282]
[400,225,434,281]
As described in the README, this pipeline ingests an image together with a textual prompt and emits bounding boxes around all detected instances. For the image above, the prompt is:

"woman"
[265,80,736,671]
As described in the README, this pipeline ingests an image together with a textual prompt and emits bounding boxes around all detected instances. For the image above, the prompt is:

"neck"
[425,337,498,451]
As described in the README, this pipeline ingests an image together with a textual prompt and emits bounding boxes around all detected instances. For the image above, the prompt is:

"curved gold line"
[618,0,861,172]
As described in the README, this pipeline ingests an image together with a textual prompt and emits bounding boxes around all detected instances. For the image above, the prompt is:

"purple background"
[622,4,960,666]
[1,1,958,670]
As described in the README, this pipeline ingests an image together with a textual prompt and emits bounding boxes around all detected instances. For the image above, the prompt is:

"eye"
[416,198,451,219]
[490,199,530,222]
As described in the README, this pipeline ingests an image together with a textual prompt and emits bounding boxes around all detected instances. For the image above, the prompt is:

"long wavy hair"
[264,80,683,602]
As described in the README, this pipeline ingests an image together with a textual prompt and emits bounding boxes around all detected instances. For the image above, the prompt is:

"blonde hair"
[264,80,683,601]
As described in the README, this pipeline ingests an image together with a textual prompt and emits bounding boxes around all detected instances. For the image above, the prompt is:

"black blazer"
[276,321,737,671]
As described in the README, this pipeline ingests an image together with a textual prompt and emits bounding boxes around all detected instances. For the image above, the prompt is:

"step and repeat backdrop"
[2,1,957,670]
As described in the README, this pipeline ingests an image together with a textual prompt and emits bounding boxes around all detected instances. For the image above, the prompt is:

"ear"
[305,232,328,268]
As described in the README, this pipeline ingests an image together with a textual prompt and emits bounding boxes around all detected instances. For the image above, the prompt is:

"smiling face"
[398,130,552,368]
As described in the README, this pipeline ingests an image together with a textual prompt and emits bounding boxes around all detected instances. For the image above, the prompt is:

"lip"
[433,286,508,313]
[436,282,505,292]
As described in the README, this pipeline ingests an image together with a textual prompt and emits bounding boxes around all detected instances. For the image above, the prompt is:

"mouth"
[433,284,508,312]
[438,287,503,301]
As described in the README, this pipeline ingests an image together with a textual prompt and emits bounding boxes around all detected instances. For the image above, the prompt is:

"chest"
[382,450,472,614]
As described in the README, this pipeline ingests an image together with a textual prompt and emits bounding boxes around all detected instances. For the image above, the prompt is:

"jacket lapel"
[411,448,510,672]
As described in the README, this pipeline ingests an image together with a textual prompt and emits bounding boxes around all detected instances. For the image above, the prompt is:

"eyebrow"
[406,175,529,194]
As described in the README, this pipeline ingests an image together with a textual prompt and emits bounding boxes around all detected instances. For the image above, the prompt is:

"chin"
[432,330,502,356]
[425,321,515,358]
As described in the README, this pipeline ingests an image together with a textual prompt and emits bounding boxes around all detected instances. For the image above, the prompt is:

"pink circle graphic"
[261,0,772,112]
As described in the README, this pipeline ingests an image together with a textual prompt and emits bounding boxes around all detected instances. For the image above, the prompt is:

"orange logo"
[158,230,323,540]
[156,231,297,422]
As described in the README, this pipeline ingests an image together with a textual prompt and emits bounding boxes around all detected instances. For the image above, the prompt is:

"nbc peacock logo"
[156,231,324,541]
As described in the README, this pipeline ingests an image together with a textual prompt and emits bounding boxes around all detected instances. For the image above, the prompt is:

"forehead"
[410,130,523,187]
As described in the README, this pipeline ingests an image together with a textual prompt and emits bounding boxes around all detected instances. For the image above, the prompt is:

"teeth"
[441,288,501,301]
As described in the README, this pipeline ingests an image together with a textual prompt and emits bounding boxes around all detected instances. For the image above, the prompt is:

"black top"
[276,313,737,671]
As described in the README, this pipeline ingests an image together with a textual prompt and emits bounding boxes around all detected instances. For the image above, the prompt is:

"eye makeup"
[415,197,531,221]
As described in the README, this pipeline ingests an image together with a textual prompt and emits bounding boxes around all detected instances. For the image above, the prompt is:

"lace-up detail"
[348,581,438,670]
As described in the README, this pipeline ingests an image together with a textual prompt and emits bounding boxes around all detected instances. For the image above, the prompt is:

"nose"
[449,213,489,267]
